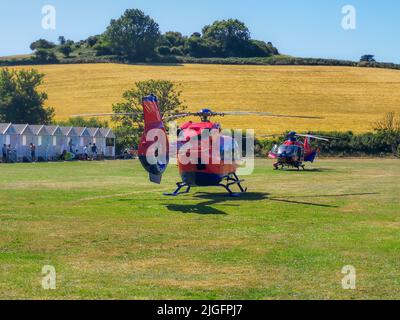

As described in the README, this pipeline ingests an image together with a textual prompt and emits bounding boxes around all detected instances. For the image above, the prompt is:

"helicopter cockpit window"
[278,145,299,157]
[278,145,289,154]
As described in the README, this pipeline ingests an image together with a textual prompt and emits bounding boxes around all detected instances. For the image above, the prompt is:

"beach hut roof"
[100,128,115,138]
[74,127,91,137]
[0,123,115,139]
[65,127,79,136]
[12,124,34,135]
[44,125,63,136]
[59,126,73,136]
[29,125,49,135]
[88,127,103,137]
[44,125,57,135]
[0,123,12,134]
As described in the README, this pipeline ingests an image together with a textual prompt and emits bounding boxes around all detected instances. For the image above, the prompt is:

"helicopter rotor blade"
[72,112,141,117]
[164,113,196,121]
[73,110,324,121]
[295,133,331,141]
[220,111,323,119]
[310,134,341,140]
[260,134,285,139]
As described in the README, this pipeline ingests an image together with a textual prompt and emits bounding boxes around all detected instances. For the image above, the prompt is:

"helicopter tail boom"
[138,95,169,184]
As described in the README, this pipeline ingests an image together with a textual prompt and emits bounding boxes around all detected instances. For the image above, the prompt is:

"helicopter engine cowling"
[138,95,169,184]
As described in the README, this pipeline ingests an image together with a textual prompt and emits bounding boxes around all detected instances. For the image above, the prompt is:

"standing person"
[68,139,73,153]
[91,143,98,160]
[2,144,6,163]
[83,145,89,160]
[7,145,12,163]
[88,143,93,160]
[30,143,36,162]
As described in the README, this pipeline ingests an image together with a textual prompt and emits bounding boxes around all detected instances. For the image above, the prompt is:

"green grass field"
[0,159,399,299]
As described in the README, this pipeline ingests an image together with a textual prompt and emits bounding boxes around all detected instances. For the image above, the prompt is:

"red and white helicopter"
[267,131,337,170]
[77,95,321,196]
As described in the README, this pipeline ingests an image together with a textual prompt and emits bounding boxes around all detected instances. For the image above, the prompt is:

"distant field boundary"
[1,54,400,71]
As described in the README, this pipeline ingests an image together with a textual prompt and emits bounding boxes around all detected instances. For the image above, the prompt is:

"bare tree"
[374,112,400,156]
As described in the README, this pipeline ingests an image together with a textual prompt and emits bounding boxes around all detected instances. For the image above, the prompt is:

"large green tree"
[30,39,55,51]
[0,69,54,124]
[58,44,73,58]
[112,80,186,150]
[202,19,251,57]
[104,9,161,60]
[34,49,58,63]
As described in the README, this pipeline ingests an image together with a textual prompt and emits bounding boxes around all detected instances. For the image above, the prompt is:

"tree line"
[24,9,279,64]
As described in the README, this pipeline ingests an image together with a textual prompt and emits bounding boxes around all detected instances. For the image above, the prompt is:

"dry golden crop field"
[8,63,400,134]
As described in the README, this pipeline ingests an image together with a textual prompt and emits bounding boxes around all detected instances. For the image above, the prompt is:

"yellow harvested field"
[8,63,400,134]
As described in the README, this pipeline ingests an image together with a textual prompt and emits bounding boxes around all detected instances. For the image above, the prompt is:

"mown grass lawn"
[0,159,399,299]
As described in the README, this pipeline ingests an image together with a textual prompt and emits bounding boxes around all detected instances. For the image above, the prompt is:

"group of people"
[1,143,37,163]
[82,143,99,160]
[1,142,99,163]
[60,142,100,161]
[2,144,16,163]
[121,145,138,160]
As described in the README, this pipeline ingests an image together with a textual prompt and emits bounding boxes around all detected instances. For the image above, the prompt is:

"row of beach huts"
[0,123,115,162]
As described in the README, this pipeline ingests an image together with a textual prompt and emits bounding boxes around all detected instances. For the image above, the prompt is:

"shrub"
[34,49,58,63]
[157,46,171,56]
[170,47,184,56]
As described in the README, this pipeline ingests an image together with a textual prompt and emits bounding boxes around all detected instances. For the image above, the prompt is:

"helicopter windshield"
[277,145,300,157]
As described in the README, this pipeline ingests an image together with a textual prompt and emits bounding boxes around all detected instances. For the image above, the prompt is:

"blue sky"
[0,0,399,62]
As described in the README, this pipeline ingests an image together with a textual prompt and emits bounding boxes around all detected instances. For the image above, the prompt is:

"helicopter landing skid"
[219,173,248,197]
[274,162,305,171]
[164,182,191,196]
[164,173,247,197]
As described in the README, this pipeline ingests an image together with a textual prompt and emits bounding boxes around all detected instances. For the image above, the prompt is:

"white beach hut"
[100,128,116,158]
[88,127,104,155]
[0,123,11,146]
[1,123,18,148]
[59,126,73,154]
[0,123,12,161]
[45,125,65,159]
[74,127,91,154]
[13,124,36,160]
[65,127,79,154]
[30,125,52,160]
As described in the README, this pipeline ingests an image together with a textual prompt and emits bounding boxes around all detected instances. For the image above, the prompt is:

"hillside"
[7,63,400,134]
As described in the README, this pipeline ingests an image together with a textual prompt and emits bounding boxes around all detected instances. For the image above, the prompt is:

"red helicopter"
[137,95,323,196]
[77,95,321,196]
[267,132,336,170]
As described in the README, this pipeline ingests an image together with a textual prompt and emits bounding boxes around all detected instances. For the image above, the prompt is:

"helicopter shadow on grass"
[164,192,269,215]
[164,191,339,215]
[275,167,335,173]
[287,192,379,199]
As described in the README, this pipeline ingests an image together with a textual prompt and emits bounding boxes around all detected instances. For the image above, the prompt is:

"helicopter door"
[138,95,169,184]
